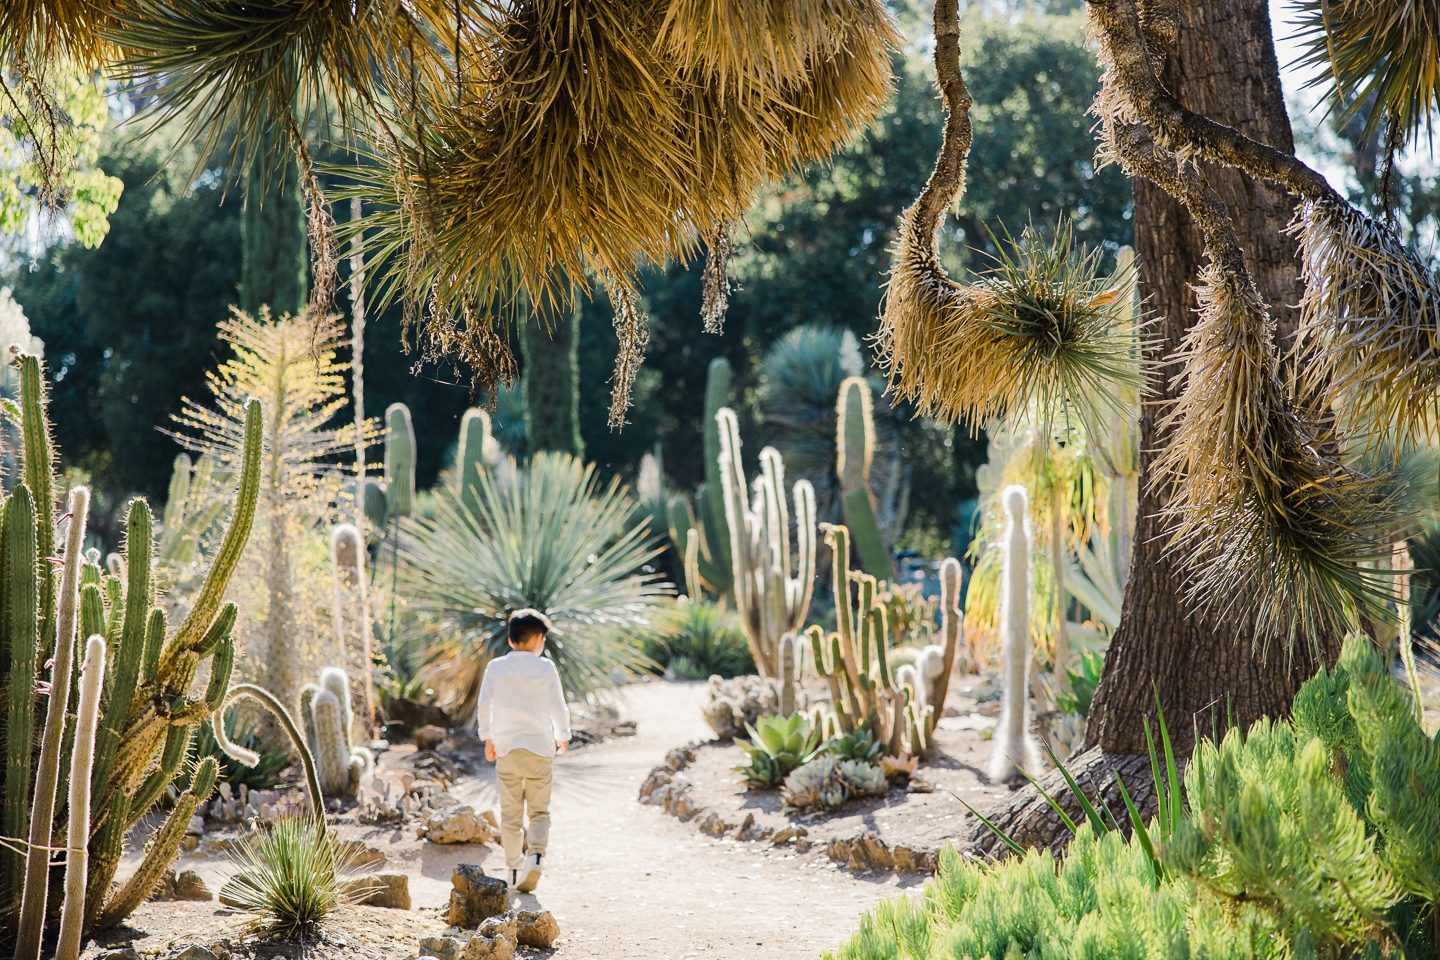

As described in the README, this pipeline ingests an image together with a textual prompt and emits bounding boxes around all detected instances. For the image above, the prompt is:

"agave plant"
[735,713,822,789]
[397,451,670,723]
[822,724,885,764]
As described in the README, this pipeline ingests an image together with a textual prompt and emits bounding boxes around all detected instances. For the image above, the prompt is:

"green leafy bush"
[735,713,821,788]
[645,600,754,679]
[829,634,1440,960]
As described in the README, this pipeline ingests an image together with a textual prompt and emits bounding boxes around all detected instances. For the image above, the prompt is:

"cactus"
[384,402,416,519]
[836,377,896,580]
[330,523,375,741]
[716,408,817,677]
[779,632,797,717]
[781,754,847,812]
[667,495,730,602]
[836,758,887,798]
[990,485,1042,782]
[16,487,89,960]
[455,408,495,519]
[56,634,105,960]
[805,524,931,759]
[215,683,327,831]
[362,477,388,540]
[298,667,373,797]
[665,358,735,600]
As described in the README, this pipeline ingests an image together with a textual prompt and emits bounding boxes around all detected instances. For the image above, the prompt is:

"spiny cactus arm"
[129,723,193,820]
[159,454,192,557]
[94,758,217,932]
[384,403,416,518]
[89,499,154,805]
[56,635,106,960]
[205,636,235,711]
[702,358,734,578]
[3,485,40,911]
[926,558,964,748]
[164,398,262,662]
[142,608,165,683]
[103,578,123,645]
[80,582,105,640]
[311,689,351,795]
[873,605,894,690]
[821,524,861,678]
[779,633,796,718]
[788,480,817,634]
[82,792,128,929]
[718,408,772,675]
[0,494,10,674]
[760,448,792,577]
[808,626,845,719]
[886,685,909,757]
[684,528,702,601]
[194,602,237,661]
[18,356,57,660]
[16,486,89,960]
[216,683,326,830]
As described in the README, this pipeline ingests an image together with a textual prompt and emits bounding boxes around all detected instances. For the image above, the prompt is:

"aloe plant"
[734,713,822,789]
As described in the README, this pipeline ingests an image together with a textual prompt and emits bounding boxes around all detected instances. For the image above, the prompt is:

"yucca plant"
[220,816,357,936]
[646,600,754,680]
[397,451,669,723]
[735,713,822,789]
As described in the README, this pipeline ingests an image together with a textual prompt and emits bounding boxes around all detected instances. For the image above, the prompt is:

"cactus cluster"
[806,525,962,760]
[836,377,896,580]
[715,407,817,678]
[0,355,262,951]
[666,358,734,601]
[780,752,887,813]
[299,667,374,798]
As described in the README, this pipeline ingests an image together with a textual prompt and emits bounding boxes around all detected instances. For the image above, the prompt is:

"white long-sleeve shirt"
[476,650,572,758]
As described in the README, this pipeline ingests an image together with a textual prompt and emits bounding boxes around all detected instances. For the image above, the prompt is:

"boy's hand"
[556,739,569,756]
[484,740,497,762]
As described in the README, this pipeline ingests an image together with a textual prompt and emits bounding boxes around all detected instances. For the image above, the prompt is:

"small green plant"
[734,714,821,789]
[1056,648,1104,718]
[782,754,887,812]
[190,712,289,791]
[219,816,356,935]
[645,600,754,679]
[822,724,885,764]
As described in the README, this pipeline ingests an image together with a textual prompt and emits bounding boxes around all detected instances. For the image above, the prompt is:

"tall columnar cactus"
[299,667,373,797]
[716,407,817,677]
[836,377,896,580]
[455,407,496,519]
[385,402,416,519]
[330,523,375,741]
[779,632,797,717]
[56,634,106,960]
[806,524,929,759]
[16,487,89,960]
[665,358,735,600]
[990,485,1042,782]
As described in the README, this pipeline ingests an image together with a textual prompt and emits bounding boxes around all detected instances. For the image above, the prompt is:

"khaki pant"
[495,748,553,869]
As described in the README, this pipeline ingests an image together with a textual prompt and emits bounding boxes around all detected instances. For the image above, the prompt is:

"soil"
[82,677,1018,960]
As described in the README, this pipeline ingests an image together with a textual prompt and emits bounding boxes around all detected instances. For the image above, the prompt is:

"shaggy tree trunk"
[972,0,1338,855]
[522,297,583,458]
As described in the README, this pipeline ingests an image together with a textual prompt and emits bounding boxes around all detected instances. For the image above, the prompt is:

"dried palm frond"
[1293,197,1440,447]
[608,278,651,429]
[700,221,735,334]
[1,0,119,70]
[1293,0,1440,143]
[883,217,1143,433]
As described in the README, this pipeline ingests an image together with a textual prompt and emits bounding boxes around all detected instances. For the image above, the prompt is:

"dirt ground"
[88,678,1013,960]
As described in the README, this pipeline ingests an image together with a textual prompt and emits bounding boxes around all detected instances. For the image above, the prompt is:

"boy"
[477,608,571,893]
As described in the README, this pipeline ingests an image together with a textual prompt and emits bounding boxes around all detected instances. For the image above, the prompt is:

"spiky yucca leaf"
[220,816,357,935]
[1293,0,1440,144]
[882,218,1143,432]
[397,451,669,723]
[1293,197,1440,447]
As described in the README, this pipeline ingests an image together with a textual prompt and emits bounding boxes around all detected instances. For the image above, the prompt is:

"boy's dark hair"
[508,608,553,646]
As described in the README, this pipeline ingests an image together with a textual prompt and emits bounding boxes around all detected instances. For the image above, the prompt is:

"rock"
[342,872,411,909]
[180,835,200,851]
[174,869,213,901]
[186,815,206,836]
[906,778,936,794]
[414,724,450,751]
[99,949,140,960]
[462,915,517,960]
[171,947,218,960]
[419,804,496,844]
[449,864,510,927]
[770,825,808,846]
[664,745,696,772]
[794,837,812,853]
[637,767,672,801]
[337,839,387,867]
[200,837,242,856]
[735,812,773,842]
[387,697,452,733]
[892,845,937,873]
[697,811,731,837]
[513,909,560,948]
[880,754,918,780]
[419,936,466,960]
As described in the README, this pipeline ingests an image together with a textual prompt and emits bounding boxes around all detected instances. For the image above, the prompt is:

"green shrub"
[829,634,1440,960]
[219,816,355,935]
[646,600,753,679]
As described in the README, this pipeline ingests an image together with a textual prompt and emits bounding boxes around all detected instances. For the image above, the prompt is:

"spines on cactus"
[716,407,817,677]
[3,484,39,912]
[456,407,495,518]
[990,485,1042,782]
[299,667,371,797]
[329,524,375,741]
[779,632,797,717]
[385,402,416,519]
[836,376,895,580]
[56,634,106,960]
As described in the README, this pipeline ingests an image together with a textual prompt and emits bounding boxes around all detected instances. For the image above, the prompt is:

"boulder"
[342,872,411,909]
[171,948,218,960]
[462,915,517,960]
[186,815,206,836]
[150,868,213,902]
[771,825,808,846]
[419,805,496,844]
[449,864,509,927]
[697,812,731,837]
[418,937,466,960]
[336,840,387,867]
[513,909,560,948]
[414,724,450,751]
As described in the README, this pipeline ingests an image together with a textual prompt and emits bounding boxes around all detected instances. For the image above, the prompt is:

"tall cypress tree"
[521,297,583,458]
[240,148,307,317]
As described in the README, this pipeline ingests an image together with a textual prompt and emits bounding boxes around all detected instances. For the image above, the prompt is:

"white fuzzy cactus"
[989,485,1042,782]
[301,668,373,797]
